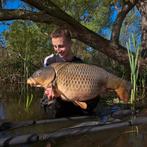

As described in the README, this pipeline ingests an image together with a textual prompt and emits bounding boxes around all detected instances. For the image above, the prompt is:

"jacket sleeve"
[43,54,55,67]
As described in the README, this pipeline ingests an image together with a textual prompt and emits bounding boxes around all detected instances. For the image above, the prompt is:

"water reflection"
[31,126,147,147]
[0,103,5,119]
[1,84,147,147]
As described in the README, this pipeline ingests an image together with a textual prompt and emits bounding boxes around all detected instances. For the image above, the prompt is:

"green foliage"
[81,1,111,32]
[126,34,140,106]
[25,93,34,112]
[1,20,53,100]
[0,0,142,102]
[4,21,52,67]
[54,0,111,32]
[2,21,52,77]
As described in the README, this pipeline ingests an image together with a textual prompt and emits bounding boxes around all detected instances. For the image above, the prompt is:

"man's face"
[52,36,71,58]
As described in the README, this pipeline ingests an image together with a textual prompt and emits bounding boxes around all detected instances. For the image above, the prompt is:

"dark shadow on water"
[0,103,5,120]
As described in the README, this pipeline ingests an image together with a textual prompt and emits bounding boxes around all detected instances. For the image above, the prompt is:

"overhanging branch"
[0,0,146,70]
[0,9,64,25]
[111,0,139,45]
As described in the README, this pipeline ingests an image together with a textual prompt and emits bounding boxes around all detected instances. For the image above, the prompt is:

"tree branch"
[136,0,147,58]
[21,0,147,70]
[111,0,139,45]
[0,9,63,24]
[0,0,146,70]
[0,0,2,9]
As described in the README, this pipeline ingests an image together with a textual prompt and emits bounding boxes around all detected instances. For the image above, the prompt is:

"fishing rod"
[0,116,95,131]
[0,116,147,146]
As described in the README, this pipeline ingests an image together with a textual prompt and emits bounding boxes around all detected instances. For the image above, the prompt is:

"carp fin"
[73,101,87,109]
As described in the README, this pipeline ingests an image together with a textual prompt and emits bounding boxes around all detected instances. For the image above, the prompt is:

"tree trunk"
[138,0,147,59]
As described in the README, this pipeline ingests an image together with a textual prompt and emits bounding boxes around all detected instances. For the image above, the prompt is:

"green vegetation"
[1,21,53,83]
[126,34,140,106]
[0,21,53,110]
[25,93,33,112]
[126,34,146,113]
[0,0,146,111]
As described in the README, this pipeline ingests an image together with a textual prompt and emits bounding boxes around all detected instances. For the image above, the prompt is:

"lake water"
[0,83,147,147]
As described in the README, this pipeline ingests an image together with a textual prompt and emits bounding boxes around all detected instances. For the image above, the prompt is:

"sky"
[0,0,141,49]
[0,0,22,33]
[100,5,118,40]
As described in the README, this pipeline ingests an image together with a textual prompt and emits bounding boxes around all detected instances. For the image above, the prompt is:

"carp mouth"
[27,77,42,87]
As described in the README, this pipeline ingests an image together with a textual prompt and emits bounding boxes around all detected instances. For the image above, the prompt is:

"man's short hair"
[50,28,71,41]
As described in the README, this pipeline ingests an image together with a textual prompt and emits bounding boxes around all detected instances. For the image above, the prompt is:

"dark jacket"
[43,54,83,67]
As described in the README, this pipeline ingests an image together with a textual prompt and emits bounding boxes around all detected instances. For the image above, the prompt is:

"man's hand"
[45,87,55,100]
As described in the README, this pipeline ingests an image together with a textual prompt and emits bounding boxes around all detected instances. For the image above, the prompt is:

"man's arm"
[43,54,56,99]
[43,54,55,67]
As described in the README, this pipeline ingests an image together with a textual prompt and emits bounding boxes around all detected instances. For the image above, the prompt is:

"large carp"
[27,62,131,109]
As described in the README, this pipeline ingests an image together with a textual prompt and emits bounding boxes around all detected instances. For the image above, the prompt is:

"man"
[41,28,98,118]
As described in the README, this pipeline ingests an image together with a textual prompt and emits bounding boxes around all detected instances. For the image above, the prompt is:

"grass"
[25,93,34,112]
[126,34,141,111]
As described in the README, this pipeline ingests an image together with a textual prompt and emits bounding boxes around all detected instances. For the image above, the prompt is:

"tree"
[0,0,146,71]
[136,0,147,58]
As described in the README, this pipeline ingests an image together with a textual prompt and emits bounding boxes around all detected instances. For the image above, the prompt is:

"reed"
[126,34,141,109]
[25,93,34,112]
[19,28,34,111]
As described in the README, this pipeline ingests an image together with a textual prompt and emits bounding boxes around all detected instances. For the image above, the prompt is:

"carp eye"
[34,70,42,77]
